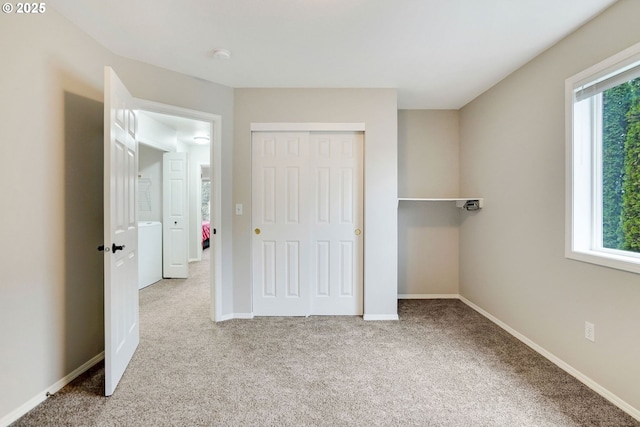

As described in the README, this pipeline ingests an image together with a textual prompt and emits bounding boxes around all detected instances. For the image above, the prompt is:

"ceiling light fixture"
[194,135,210,144]
[212,48,231,60]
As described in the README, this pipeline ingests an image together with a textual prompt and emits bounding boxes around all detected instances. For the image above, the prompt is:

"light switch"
[235,203,243,215]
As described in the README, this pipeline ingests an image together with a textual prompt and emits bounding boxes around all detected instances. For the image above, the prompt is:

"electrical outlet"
[585,321,595,342]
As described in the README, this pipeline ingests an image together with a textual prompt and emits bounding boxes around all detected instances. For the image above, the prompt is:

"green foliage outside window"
[602,78,640,252]
[622,88,640,252]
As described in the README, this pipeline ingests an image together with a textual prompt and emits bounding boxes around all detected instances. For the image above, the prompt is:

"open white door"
[163,152,189,278]
[103,67,139,396]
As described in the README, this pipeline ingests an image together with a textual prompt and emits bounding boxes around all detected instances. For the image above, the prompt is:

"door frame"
[138,99,223,321]
[250,122,366,315]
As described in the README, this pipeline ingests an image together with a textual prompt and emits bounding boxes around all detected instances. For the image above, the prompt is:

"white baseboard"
[1,352,104,427]
[223,312,400,321]
[222,312,402,321]
[398,293,459,299]
[363,314,399,321]
[218,312,254,321]
[458,295,640,423]
[233,313,254,319]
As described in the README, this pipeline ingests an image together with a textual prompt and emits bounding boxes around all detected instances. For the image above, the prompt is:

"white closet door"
[251,131,363,316]
[252,132,311,316]
[309,132,363,315]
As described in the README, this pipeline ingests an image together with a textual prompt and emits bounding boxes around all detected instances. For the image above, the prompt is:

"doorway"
[135,101,222,322]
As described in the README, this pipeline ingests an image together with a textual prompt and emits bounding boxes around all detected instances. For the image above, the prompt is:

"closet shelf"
[398,197,484,210]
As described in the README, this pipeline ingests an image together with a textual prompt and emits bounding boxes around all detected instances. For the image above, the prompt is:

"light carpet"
[13,256,639,426]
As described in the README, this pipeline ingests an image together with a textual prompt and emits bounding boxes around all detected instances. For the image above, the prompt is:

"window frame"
[566,41,640,274]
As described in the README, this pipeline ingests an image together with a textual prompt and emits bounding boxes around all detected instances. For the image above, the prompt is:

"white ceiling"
[140,111,210,146]
[50,0,617,109]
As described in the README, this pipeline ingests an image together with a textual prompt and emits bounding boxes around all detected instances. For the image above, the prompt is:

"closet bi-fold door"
[252,131,363,316]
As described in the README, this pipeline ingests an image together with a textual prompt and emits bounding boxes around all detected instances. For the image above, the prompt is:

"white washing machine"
[138,221,162,289]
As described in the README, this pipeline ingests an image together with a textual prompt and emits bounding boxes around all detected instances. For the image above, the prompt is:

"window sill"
[566,249,640,275]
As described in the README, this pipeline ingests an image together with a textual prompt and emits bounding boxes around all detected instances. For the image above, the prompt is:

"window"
[567,42,640,274]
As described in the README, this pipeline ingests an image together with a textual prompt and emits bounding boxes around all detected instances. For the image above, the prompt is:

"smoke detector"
[212,48,231,60]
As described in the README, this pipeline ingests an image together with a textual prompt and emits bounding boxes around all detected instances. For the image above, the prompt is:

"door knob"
[112,243,125,253]
[355,229,362,236]
[255,228,261,235]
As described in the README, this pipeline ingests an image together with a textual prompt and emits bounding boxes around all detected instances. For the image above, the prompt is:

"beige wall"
[0,10,111,422]
[233,89,398,317]
[398,110,460,296]
[459,0,640,413]
[0,9,233,423]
